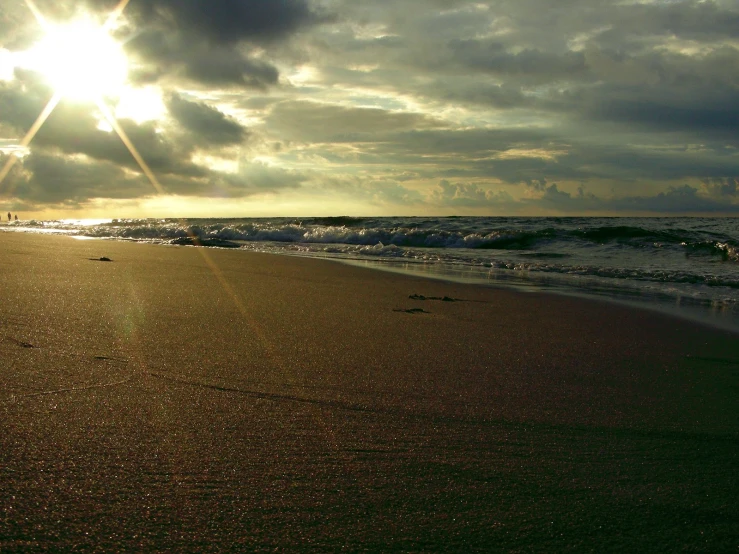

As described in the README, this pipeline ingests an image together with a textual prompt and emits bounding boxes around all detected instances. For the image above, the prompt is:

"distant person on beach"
[6,212,10,221]
[14,214,18,221]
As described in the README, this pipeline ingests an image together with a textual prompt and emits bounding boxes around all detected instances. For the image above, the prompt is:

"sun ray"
[95,103,264,346]
[0,91,61,191]
[22,0,48,30]
[95,99,165,196]
[103,0,132,31]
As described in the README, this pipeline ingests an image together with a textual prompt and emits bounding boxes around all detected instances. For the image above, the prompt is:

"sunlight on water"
[60,219,114,226]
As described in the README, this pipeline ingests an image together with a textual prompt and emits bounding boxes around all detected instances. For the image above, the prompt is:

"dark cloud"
[1,148,306,205]
[314,174,424,206]
[36,103,204,178]
[128,0,325,46]
[127,31,280,88]
[119,0,330,89]
[585,90,739,137]
[265,101,446,143]
[702,177,739,198]
[9,150,303,203]
[19,150,150,203]
[167,93,248,146]
[524,182,739,214]
[608,1,739,43]
[181,48,279,88]
[363,179,424,205]
[0,72,51,130]
[430,179,515,207]
[422,178,739,215]
[448,40,588,83]
[220,161,306,192]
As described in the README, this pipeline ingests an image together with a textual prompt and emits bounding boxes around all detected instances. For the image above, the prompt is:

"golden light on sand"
[21,19,128,101]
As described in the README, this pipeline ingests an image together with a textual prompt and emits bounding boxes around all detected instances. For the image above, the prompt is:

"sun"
[22,18,128,101]
[0,1,166,198]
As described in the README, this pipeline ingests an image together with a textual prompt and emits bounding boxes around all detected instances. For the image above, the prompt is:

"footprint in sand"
[93,355,128,363]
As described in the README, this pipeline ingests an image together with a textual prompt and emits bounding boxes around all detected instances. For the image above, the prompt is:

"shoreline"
[4,223,739,335]
[1,231,737,551]
[334,255,739,336]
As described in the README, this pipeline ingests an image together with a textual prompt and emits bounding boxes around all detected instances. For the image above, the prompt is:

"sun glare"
[0,0,168,198]
[23,19,127,101]
[0,48,14,81]
[116,86,167,124]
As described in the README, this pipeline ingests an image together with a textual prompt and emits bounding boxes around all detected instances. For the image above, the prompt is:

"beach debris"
[89,256,113,261]
[393,308,430,314]
[409,294,458,302]
[93,355,128,363]
[3,336,36,348]
[167,237,240,248]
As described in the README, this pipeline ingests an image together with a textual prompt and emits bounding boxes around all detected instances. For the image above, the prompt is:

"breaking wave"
[6,216,739,330]
[19,218,736,258]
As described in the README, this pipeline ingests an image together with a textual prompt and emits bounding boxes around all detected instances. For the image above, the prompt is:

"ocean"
[3,216,739,332]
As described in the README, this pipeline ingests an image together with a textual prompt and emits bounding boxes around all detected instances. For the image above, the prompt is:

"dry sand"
[0,232,737,551]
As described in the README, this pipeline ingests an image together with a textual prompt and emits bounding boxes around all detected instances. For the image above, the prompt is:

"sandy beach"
[0,231,737,551]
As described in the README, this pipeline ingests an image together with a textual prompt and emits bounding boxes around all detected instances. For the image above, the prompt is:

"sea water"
[4,216,739,332]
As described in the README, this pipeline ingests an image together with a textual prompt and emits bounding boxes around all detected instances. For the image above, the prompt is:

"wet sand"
[1,232,737,551]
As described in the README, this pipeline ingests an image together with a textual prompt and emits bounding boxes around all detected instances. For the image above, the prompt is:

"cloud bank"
[0,0,736,216]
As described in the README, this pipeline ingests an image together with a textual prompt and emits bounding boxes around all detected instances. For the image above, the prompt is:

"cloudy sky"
[0,0,738,217]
